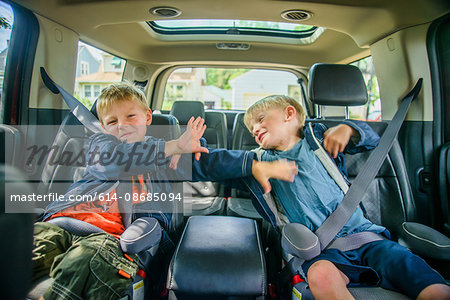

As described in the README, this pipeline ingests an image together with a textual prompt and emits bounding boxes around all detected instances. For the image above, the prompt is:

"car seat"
[170,101,227,217]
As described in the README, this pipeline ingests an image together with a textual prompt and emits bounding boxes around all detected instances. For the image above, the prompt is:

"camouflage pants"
[33,222,139,300]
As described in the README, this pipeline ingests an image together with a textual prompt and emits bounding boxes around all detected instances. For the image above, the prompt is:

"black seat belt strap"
[40,67,104,134]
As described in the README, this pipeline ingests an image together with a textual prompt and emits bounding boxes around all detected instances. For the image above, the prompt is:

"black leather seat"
[167,216,266,300]
[170,101,227,217]
[227,112,262,222]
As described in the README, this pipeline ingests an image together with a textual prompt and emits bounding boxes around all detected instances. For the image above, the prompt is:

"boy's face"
[101,97,152,143]
[250,107,294,150]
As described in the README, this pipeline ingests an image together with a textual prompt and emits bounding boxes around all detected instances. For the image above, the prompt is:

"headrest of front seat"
[170,101,205,125]
[308,63,368,106]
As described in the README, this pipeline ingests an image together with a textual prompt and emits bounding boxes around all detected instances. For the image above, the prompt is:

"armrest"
[399,222,450,260]
[281,223,320,261]
[120,217,161,254]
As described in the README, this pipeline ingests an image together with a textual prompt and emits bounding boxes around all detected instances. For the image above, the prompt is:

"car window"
[74,41,126,110]
[318,56,381,121]
[162,67,305,111]
[350,56,381,121]
[0,1,13,121]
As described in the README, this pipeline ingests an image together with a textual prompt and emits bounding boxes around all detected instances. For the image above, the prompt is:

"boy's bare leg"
[307,260,354,300]
[417,284,450,300]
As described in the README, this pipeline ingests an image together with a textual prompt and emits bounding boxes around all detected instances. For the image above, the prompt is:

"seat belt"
[40,67,134,228]
[315,79,423,251]
[40,67,104,134]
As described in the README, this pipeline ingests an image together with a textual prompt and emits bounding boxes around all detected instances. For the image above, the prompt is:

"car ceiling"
[10,0,450,67]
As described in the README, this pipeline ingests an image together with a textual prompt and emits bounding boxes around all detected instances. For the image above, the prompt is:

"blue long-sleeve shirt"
[261,121,386,237]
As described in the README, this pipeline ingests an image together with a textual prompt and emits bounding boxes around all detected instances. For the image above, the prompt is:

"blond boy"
[244,95,449,300]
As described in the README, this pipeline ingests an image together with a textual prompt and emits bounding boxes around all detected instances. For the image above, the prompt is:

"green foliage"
[0,17,11,29]
[206,69,249,90]
[221,99,232,109]
[237,20,279,29]
[351,57,381,119]
[294,24,313,31]
[162,99,175,111]
[74,93,94,110]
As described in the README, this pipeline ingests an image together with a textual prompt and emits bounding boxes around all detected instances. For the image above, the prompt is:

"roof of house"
[76,61,122,83]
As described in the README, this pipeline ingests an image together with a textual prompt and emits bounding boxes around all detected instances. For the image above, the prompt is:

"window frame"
[156,65,308,113]
[1,1,39,125]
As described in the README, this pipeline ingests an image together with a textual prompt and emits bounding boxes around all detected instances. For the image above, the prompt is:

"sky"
[0,2,13,51]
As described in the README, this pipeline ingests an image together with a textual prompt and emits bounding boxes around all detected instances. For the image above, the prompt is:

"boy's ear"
[284,106,297,121]
[146,108,153,125]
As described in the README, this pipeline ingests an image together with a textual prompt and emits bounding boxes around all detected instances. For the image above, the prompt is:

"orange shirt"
[47,175,148,239]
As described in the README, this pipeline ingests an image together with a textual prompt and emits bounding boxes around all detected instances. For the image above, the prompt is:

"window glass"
[93,85,101,98]
[74,41,126,109]
[149,20,317,39]
[84,85,91,98]
[80,61,89,76]
[162,67,304,111]
[349,56,381,121]
[0,1,13,111]
[154,19,314,31]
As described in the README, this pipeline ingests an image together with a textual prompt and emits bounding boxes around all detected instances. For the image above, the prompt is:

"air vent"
[281,10,313,21]
[149,7,182,18]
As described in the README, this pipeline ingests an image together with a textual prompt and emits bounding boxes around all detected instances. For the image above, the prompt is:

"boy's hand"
[323,124,359,158]
[176,116,209,158]
[252,160,298,194]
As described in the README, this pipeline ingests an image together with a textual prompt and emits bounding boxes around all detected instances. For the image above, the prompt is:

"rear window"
[350,56,381,121]
[319,56,381,121]
[74,41,126,110]
[162,67,304,111]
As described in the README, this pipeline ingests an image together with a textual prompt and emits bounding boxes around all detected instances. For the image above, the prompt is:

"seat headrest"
[308,64,368,106]
[170,101,205,125]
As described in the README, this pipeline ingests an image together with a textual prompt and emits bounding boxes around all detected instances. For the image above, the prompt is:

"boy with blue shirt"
[33,83,298,300]
[243,95,449,300]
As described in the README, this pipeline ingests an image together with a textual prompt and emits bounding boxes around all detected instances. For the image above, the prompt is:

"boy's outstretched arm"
[252,160,298,194]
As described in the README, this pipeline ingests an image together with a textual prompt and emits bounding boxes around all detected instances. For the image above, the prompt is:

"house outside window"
[93,85,101,98]
[80,61,89,76]
[162,67,303,111]
[84,84,91,98]
[75,42,126,109]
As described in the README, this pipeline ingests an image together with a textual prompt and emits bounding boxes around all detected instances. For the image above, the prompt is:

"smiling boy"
[244,95,450,300]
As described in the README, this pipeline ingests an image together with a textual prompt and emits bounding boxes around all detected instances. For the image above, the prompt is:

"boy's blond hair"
[244,95,306,136]
[96,82,149,124]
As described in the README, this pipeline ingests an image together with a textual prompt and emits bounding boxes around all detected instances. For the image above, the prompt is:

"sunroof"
[148,19,317,38]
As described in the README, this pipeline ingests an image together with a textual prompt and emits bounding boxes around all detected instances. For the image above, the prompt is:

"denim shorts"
[301,239,446,299]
